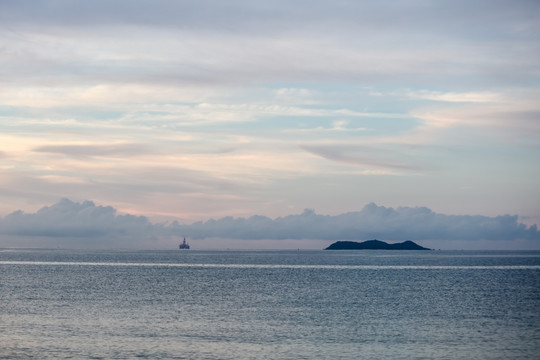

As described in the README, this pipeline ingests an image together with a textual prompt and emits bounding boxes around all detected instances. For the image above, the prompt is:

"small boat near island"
[179,237,190,249]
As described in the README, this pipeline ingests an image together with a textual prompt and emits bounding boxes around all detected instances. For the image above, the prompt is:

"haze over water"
[2,249,539,359]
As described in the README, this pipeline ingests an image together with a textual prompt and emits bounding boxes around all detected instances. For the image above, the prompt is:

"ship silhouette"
[179,237,190,249]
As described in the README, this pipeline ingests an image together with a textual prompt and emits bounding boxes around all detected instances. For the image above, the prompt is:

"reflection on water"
[1,249,539,359]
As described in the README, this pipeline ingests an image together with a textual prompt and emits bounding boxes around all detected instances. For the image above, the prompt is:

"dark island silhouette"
[325,240,430,250]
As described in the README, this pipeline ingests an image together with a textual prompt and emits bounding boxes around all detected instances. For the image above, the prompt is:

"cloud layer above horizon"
[0,199,538,249]
[1,0,539,235]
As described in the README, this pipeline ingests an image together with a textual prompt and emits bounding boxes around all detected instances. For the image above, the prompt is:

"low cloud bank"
[178,203,539,241]
[0,199,538,248]
[0,199,162,247]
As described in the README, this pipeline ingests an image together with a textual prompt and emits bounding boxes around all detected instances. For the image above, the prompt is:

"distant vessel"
[179,237,190,250]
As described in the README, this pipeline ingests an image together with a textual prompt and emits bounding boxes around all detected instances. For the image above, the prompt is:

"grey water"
[1,249,539,359]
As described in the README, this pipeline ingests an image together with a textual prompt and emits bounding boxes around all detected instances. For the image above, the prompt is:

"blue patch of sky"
[270,115,417,136]
[0,106,43,118]
[266,82,423,111]
[182,114,420,139]
[0,105,124,122]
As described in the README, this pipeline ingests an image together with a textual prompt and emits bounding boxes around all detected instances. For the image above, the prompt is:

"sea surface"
[1,249,539,359]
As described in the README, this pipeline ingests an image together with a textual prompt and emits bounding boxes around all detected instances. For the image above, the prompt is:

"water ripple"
[1,260,539,270]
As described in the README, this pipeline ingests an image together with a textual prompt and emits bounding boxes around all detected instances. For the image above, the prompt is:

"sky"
[1,0,539,249]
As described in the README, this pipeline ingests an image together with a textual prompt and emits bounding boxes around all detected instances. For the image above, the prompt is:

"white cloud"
[411,99,540,139]
[402,90,502,103]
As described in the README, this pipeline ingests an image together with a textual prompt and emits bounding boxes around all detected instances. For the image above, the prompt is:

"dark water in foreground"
[1,249,539,359]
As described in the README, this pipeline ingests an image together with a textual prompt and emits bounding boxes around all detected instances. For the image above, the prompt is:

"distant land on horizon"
[325,240,431,250]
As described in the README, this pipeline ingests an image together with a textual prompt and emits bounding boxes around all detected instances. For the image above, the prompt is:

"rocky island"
[325,240,430,250]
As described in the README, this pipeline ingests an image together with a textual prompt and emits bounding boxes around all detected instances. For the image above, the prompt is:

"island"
[325,240,430,250]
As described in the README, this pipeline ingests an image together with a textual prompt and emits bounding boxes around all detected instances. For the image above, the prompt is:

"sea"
[1,249,539,359]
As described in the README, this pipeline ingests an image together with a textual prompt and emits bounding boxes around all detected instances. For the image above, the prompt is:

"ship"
[179,237,190,249]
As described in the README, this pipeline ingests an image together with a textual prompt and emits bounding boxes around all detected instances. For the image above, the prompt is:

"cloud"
[33,143,152,158]
[33,143,149,158]
[0,199,162,247]
[300,144,424,172]
[410,98,540,144]
[0,0,539,248]
[0,200,538,249]
[177,204,540,242]
[3,0,538,90]
[401,90,502,103]
[3,0,538,39]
